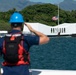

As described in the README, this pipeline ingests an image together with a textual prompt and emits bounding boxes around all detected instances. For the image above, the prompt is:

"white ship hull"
[30,69,76,75]
[23,23,76,37]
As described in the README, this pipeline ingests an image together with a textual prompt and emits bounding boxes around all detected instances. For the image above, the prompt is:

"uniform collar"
[10,29,21,34]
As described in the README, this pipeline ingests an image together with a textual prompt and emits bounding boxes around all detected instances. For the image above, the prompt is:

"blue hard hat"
[9,12,24,23]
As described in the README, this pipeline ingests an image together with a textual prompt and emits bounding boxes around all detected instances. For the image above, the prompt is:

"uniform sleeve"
[24,35,39,47]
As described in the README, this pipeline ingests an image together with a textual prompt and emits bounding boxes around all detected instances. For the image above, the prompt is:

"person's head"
[9,12,24,30]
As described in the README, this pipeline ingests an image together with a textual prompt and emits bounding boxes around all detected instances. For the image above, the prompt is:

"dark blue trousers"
[2,65,29,75]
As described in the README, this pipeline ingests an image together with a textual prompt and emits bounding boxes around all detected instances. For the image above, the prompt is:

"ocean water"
[30,36,76,70]
[1,36,76,70]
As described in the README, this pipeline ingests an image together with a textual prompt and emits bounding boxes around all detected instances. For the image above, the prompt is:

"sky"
[30,0,76,4]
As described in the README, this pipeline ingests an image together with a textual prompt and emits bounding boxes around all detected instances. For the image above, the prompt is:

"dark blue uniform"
[0,30,39,75]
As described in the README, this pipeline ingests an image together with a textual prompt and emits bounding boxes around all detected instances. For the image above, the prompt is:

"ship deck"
[30,69,76,75]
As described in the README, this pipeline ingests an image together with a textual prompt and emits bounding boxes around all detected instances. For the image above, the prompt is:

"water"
[1,36,76,70]
[30,37,76,70]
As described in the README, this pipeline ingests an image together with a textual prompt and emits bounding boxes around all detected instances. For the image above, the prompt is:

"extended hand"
[24,22,35,32]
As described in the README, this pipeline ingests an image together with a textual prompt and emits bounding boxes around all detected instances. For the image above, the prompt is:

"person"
[0,12,49,75]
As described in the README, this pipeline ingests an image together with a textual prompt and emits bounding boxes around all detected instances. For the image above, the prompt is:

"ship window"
[64,28,65,33]
[51,28,52,33]
[62,28,63,33]
[62,28,64,33]
[53,28,54,33]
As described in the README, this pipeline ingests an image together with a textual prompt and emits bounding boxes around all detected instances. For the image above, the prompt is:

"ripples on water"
[30,37,76,70]
[0,36,76,70]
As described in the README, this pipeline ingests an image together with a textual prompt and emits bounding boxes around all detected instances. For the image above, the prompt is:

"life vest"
[2,33,30,66]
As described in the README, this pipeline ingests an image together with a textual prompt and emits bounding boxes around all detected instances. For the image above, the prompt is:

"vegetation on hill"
[0,4,76,31]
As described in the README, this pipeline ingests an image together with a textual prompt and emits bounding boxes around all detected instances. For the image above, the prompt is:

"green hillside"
[0,4,76,30]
